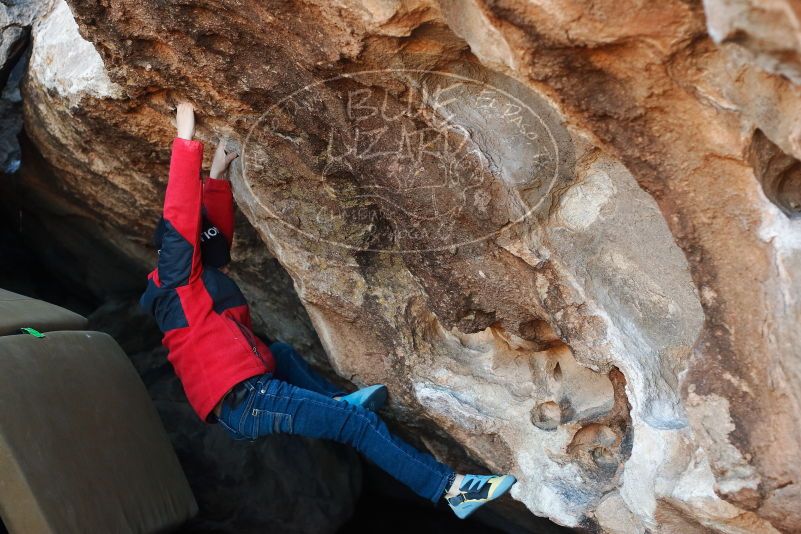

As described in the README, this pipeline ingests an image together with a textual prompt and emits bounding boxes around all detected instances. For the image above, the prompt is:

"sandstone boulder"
[7,0,801,531]
[0,0,45,173]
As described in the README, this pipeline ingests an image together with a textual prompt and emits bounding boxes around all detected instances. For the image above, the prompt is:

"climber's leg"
[268,341,346,398]
[269,341,387,410]
[217,373,454,503]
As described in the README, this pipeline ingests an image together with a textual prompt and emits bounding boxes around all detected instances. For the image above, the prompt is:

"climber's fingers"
[175,102,195,140]
[215,135,238,166]
[213,136,228,158]
[210,135,238,179]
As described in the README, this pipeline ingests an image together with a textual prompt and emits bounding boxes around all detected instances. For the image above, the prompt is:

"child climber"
[140,102,517,519]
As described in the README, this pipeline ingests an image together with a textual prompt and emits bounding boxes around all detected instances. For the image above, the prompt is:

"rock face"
[7,0,801,531]
[0,0,44,173]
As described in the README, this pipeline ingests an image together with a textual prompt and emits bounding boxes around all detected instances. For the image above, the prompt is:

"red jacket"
[140,138,275,422]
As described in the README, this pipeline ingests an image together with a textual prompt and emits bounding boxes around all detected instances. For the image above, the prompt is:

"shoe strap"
[447,493,467,506]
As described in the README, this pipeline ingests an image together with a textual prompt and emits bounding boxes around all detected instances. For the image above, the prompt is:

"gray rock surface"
[0,0,45,172]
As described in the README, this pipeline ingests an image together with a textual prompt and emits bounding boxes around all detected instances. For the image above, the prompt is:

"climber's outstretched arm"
[202,139,238,247]
[158,102,204,288]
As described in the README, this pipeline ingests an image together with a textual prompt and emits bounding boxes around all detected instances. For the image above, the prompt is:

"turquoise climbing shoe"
[446,474,517,519]
[336,384,388,411]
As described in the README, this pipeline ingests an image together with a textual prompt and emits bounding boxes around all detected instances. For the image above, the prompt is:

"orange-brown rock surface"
[8,0,801,531]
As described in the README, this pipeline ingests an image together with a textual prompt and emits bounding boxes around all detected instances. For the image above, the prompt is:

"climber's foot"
[446,474,517,519]
[335,384,388,411]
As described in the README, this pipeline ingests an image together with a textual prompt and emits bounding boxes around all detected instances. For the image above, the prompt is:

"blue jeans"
[215,342,455,504]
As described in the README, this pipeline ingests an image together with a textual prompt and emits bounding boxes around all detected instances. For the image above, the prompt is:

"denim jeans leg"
[247,375,454,504]
[268,341,346,398]
[216,375,263,439]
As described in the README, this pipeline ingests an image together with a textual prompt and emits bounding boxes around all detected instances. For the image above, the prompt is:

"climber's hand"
[209,136,238,180]
[175,102,195,141]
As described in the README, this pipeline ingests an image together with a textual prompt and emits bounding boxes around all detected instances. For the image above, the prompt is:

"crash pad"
[0,330,197,533]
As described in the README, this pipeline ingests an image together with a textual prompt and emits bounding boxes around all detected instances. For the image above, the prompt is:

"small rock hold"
[531,400,562,431]
[591,446,617,468]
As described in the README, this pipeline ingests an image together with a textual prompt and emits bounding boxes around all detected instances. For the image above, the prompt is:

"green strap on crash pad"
[19,327,45,338]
